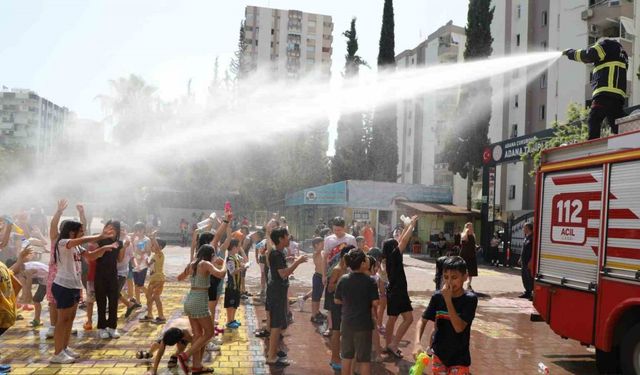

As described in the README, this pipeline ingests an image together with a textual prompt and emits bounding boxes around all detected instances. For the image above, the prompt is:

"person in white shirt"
[49,220,116,364]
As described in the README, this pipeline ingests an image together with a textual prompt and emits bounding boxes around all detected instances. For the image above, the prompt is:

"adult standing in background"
[519,223,534,300]
[460,223,478,291]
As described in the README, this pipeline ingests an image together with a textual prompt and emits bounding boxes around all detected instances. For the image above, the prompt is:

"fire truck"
[532,127,640,374]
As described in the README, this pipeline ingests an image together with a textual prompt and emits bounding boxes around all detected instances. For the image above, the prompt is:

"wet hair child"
[413,256,478,375]
[50,220,117,364]
[335,249,380,375]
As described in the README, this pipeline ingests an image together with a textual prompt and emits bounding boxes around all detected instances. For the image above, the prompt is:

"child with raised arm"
[381,215,418,359]
[175,210,230,375]
[413,256,477,375]
[50,221,117,363]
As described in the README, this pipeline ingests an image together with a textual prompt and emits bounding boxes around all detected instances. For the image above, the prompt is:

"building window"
[509,185,516,200]
[541,41,547,50]
[271,28,274,35]
[511,124,518,138]
[540,73,547,89]
[405,163,411,172]
[255,40,258,46]
[540,104,546,120]
[516,4,521,18]
[516,34,521,46]
[408,110,412,119]
[514,95,519,108]
[408,127,412,136]
[542,11,548,26]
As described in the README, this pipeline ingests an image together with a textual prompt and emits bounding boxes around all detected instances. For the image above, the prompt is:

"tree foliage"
[343,18,368,77]
[377,0,396,67]
[521,103,589,176]
[441,0,494,209]
[96,74,158,145]
[230,21,249,81]
[368,0,398,182]
[332,18,368,182]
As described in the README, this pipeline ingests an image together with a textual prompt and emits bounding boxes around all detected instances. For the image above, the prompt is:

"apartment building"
[488,0,638,223]
[395,21,468,206]
[0,88,68,160]
[243,6,333,79]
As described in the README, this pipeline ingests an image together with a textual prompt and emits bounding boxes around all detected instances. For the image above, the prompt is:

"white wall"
[548,0,588,123]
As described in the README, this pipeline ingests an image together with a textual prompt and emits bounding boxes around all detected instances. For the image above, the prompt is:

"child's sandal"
[167,355,178,368]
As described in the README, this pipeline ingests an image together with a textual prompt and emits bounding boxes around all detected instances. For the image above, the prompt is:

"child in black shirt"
[265,227,307,368]
[413,256,477,375]
[335,248,379,375]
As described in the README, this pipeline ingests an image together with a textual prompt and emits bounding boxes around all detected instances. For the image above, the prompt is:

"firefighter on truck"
[562,38,628,140]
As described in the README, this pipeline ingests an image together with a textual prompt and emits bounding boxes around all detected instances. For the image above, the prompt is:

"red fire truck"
[532,129,640,374]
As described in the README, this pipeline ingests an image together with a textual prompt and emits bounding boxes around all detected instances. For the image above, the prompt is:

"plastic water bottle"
[538,362,549,374]
[297,293,305,312]
[400,215,412,226]
[21,238,30,249]
[196,212,217,231]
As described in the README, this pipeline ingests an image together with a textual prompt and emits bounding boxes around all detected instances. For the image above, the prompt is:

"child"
[326,245,352,371]
[367,255,384,362]
[15,261,48,327]
[176,211,230,375]
[335,248,379,375]
[265,226,307,368]
[381,215,418,359]
[143,235,167,324]
[50,220,117,363]
[413,256,478,375]
[310,237,326,324]
[224,239,245,329]
[83,257,96,330]
[131,222,150,311]
[141,317,193,375]
[117,227,137,319]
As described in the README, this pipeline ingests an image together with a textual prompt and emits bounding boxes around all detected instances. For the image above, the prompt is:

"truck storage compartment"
[549,287,596,345]
[537,168,603,291]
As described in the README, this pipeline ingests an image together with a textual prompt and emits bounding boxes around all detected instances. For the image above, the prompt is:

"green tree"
[96,74,158,145]
[230,21,249,81]
[332,18,368,182]
[521,103,589,175]
[368,0,398,182]
[441,0,494,209]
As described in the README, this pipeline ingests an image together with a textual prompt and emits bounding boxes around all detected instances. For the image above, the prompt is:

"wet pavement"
[0,246,600,374]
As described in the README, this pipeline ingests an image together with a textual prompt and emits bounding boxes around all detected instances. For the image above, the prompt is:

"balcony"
[438,43,459,59]
[585,0,634,41]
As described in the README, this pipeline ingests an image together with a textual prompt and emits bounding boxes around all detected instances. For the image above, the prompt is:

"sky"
[0,0,469,121]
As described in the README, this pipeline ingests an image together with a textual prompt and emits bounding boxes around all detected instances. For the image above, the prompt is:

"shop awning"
[399,201,480,216]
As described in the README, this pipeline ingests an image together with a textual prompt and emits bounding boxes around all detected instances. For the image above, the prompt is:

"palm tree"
[96,74,157,145]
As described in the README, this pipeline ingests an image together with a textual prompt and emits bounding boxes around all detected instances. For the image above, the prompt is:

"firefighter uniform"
[564,39,628,140]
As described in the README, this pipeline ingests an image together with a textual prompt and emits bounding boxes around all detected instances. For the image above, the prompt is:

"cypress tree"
[367,0,398,182]
[332,18,368,182]
[441,0,494,209]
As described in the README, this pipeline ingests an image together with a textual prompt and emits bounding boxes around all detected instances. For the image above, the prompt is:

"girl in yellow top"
[141,234,166,324]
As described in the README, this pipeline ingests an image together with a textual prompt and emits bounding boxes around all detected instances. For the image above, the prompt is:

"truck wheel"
[596,348,620,374]
[620,322,640,375]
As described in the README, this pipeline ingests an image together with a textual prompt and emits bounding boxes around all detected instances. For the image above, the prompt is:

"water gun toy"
[409,352,431,375]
